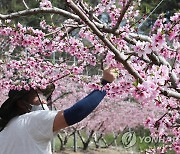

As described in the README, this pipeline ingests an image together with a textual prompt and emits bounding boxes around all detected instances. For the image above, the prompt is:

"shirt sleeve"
[26,110,58,141]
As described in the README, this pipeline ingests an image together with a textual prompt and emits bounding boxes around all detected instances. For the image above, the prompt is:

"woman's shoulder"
[19,110,58,120]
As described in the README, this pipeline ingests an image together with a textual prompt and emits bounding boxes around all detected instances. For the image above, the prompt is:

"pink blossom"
[40,20,47,29]
[0,3,179,152]
[40,0,52,8]
[169,31,176,40]
[152,32,165,45]
[170,13,180,22]
[72,66,84,75]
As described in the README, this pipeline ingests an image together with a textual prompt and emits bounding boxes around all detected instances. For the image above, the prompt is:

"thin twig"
[22,0,29,9]
[138,0,165,29]
[112,0,133,31]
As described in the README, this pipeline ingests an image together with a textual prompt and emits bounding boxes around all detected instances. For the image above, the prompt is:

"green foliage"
[138,0,179,33]
[52,126,178,153]
[0,0,69,28]
[132,79,139,87]
[133,126,176,153]
[140,0,179,15]
[1,0,179,31]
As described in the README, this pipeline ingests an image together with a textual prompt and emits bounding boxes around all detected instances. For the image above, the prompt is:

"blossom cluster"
[0,1,179,153]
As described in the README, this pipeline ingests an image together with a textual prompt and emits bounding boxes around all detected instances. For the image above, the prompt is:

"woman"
[0,68,116,154]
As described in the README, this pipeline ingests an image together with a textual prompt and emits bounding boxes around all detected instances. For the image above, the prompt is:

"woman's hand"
[102,68,118,83]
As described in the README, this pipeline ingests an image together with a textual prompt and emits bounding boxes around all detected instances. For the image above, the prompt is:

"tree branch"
[128,33,180,93]
[79,1,102,23]
[67,1,180,99]
[112,0,133,31]
[171,125,180,128]
[160,89,180,99]
[0,7,80,21]
[67,0,144,84]
[0,4,179,99]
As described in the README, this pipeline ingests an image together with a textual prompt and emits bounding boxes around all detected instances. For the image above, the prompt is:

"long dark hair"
[0,102,19,131]
[0,89,31,131]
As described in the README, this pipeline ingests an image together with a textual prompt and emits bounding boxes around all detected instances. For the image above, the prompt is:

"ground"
[53,147,140,154]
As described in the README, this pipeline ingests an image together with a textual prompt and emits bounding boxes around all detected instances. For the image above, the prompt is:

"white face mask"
[31,104,49,111]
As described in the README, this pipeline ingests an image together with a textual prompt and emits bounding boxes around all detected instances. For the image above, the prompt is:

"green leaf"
[132,79,139,87]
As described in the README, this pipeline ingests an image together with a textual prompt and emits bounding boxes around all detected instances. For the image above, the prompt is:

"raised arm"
[53,68,116,132]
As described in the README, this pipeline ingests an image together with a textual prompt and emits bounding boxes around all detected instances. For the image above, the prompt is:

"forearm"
[63,89,106,126]
[54,68,116,131]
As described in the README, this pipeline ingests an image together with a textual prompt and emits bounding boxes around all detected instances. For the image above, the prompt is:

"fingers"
[102,67,119,82]
[104,67,115,72]
[104,67,119,76]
